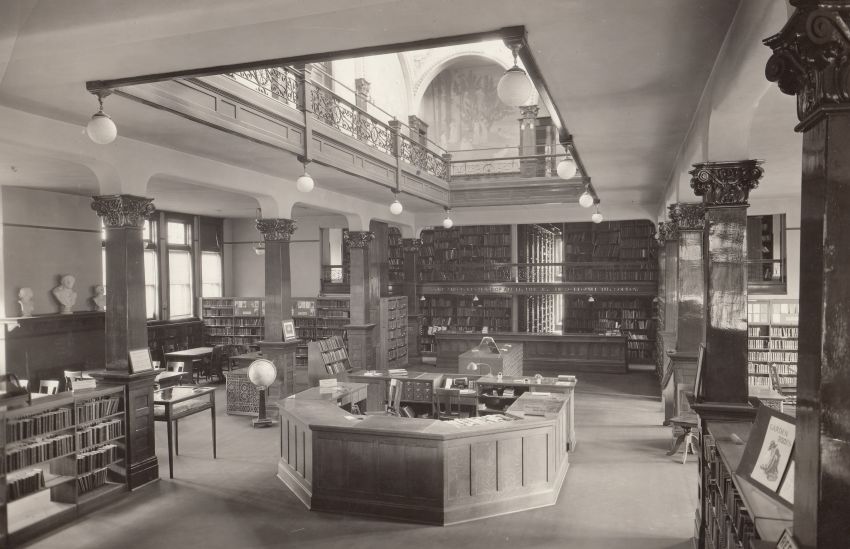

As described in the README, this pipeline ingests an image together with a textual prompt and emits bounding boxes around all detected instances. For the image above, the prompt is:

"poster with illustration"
[738,406,796,496]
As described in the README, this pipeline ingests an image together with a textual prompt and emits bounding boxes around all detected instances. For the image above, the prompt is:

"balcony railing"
[223,68,583,188]
[747,258,787,294]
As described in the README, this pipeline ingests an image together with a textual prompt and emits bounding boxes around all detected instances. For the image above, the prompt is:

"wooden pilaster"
[345,231,376,370]
[402,238,422,359]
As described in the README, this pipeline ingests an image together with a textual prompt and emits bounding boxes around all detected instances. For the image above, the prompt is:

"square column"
[402,238,422,359]
[766,9,850,545]
[345,231,376,370]
[690,160,762,404]
[90,194,159,490]
[255,218,299,398]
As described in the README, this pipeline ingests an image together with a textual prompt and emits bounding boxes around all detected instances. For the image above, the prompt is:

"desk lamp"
[247,358,278,428]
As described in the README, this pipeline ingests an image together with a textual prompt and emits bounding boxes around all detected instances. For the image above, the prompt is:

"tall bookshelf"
[378,296,408,370]
[0,387,127,546]
[747,299,798,389]
[306,335,352,386]
[419,295,513,355]
[418,225,512,282]
[200,297,265,349]
[563,295,655,361]
[388,227,404,285]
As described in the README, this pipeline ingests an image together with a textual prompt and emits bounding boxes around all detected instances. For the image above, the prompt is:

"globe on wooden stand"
[247,358,278,428]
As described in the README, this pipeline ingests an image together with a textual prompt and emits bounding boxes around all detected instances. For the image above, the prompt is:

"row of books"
[324,360,349,375]
[7,408,73,443]
[317,336,346,353]
[321,348,348,363]
[771,327,798,338]
[53,444,119,476]
[77,419,123,450]
[6,434,74,473]
[77,468,108,495]
[6,468,45,501]
[749,363,797,375]
[749,375,796,386]
[77,397,121,424]
[748,351,798,362]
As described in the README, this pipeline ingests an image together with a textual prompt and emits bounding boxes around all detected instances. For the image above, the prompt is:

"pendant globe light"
[497,44,533,107]
[296,161,314,193]
[556,156,578,180]
[442,207,454,229]
[591,204,604,224]
[86,91,117,145]
[389,190,403,215]
[578,184,594,208]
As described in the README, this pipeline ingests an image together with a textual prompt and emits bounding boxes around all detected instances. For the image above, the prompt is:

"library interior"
[0,1,847,548]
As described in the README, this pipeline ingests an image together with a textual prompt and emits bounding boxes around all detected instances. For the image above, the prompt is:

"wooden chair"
[769,364,797,413]
[39,380,60,395]
[666,413,699,464]
[205,345,227,384]
[435,388,468,420]
[365,379,403,417]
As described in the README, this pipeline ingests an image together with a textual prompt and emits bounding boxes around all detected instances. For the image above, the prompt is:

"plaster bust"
[92,284,106,311]
[52,274,77,314]
[18,287,34,317]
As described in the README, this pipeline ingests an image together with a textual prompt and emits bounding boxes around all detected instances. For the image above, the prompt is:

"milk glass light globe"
[497,67,533,107]
[296,172,314,193]
[86,112,117,144]
[592,210,604,224]
[390,199,403,215]
[579,190,594,208]
[556,158,577,179]
[443,216,453,229]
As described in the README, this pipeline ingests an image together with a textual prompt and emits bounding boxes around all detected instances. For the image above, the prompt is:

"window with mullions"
[102,219,159,320]
[167,219,193,319]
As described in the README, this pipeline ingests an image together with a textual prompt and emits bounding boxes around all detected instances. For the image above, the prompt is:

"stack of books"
[388,368,408,376]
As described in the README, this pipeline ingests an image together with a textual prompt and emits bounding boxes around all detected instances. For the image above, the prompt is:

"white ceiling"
[0,0,800,221]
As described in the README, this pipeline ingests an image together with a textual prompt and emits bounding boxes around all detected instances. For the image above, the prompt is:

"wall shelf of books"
[292,295,351,372]
[200,297,265,350]
[378,296,408,370]
[419,295,513,355]
[746,299,798,390]
[563,296,655,362]
[388,227,404,285]
[0,386,127,546]
[418,225,512,283]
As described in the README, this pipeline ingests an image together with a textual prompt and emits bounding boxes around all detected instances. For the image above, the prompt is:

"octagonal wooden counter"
[277,388,572,525]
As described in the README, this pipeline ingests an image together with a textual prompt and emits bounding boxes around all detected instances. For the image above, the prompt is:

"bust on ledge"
[92,284,106,311]
[52,274,77,314]
[18,287,34,317]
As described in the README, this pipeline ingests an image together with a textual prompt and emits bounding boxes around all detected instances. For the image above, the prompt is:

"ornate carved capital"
[689,160,763,206]
[656,221,679,242]
[668,202,705,231]
[401,238,423,253]
[91,195,155,228]
[764,2,850,125]
[256,218,296,242]
[519,105,540,119]
[345,231,375,249]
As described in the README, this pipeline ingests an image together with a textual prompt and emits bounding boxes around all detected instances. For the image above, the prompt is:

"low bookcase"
[0,386,127,547]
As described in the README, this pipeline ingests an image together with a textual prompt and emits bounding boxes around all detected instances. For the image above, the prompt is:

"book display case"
[200,297,265,349]
[377,296,408,370]
[0,386,127,546]
[418,225,512,283]
[746,299,798,389]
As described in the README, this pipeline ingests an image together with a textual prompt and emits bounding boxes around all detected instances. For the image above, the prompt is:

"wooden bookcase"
[200,297,265,349]
[419,295,512,355]
[698,421,791,548]
[306,335,352,386]
[563,295,655,362]
[377,296,408,370]
[747,299,798,389]
[0,386,127,546]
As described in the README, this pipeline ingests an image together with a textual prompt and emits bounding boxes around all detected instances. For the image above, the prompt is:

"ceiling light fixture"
[442,207,454,229]
[253,242,266,256]
[578,184,594,208]
[556,154,578,180]
[296,161,314,193]
[86,91,117,145]
[389,190,403,215]
[497,44,533,107]
[591,204,604,224]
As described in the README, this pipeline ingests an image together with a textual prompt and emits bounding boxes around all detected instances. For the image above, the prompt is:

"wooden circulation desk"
[277,388,571,525]
[436,332,628,374]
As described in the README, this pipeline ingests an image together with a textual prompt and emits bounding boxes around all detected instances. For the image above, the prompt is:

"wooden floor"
[26,365,698,549]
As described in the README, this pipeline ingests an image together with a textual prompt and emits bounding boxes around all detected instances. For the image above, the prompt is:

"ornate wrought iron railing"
[310,86,396,157]
[399,135,449,179]
[228,67,300,109]
[450,153,567,179]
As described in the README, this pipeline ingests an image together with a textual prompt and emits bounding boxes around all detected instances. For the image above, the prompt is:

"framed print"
[282,319,297,342]
[129,348,154,373]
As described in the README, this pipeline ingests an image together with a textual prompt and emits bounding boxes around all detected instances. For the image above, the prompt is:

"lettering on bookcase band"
[420,283,650,296]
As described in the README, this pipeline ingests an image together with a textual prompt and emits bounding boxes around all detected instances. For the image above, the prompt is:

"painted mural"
[419,62,519,154]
